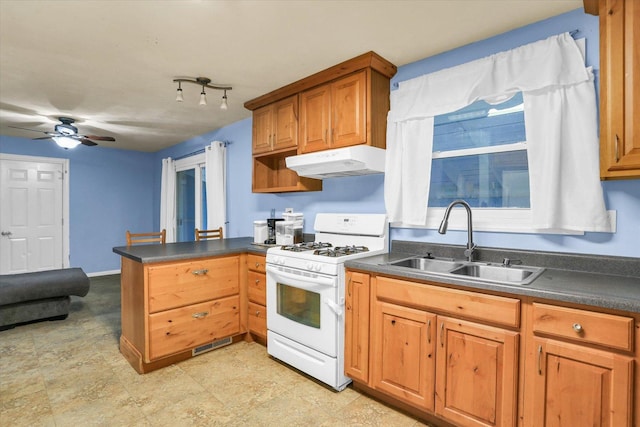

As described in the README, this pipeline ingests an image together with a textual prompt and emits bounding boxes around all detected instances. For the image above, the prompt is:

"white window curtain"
[385,32,609,231]
[160,157,176,242]
[205,141,227,235]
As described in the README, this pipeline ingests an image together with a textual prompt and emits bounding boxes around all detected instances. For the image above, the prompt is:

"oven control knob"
[314,264,322,272]
[306,262,314,270]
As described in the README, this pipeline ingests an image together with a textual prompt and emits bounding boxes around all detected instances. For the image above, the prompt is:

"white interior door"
[0,155,68,274]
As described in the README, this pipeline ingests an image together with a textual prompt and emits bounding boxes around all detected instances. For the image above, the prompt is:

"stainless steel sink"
[388,257,463,273]
[387,256,544,285]
[450,263,544,285]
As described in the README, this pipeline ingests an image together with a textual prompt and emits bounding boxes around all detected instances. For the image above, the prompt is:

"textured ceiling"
[0,0,583,152]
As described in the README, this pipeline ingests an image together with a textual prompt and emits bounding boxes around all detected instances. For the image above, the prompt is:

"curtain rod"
[173,140,232,161]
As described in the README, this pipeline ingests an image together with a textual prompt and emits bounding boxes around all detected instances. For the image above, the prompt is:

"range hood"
[286,145,386,179]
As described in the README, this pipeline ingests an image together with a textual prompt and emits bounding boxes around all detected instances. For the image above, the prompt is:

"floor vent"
[192,337,233,356]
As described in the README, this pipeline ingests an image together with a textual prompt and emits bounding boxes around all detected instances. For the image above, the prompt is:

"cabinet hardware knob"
[537,345,543,375]
[192,311,209,319]
[192,269,209,275]
[255,279,260,284]
[427,319,431,343]
[572,323,583,333]
[440,322,445,347]
[256,310,260,316]
[255,262,260,267]
[615,134,620,163]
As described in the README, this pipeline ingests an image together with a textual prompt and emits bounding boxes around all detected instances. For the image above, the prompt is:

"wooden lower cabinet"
[247,253,267,341]
[119,254,243,373]
[530,337,633,427]
[345,270,638,427]
[345,271,371,382]
[371,300,436,411]
[436,317,519,427]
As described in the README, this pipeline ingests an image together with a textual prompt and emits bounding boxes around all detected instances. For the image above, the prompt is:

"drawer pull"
[192,311,209,319]
[255,262,261,268]
[192,269,209,275]
[440,322,444,347]
[255,279,260,284]
[572,323,583,333]
[427,319,431,344]
[256,310,261,316]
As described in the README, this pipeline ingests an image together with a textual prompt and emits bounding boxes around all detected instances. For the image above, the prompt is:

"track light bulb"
[199,89,207,106]
[220,91,228,110]
[176,87,184,102]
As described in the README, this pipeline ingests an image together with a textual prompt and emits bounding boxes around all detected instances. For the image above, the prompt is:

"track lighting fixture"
[173,77,231,110]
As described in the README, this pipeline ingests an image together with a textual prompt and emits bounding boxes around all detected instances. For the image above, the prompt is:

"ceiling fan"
[9,117,116,149]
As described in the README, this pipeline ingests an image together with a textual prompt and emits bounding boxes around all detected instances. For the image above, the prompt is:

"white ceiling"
[0,0,583,152]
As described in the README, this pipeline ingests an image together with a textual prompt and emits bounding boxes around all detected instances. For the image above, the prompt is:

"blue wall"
[2,8,638,274]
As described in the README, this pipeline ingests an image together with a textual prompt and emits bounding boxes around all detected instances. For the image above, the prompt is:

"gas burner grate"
[280,242,333,252]
[313,245,370,257]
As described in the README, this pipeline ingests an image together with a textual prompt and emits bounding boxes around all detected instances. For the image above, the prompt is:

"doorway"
[0,154,69,274]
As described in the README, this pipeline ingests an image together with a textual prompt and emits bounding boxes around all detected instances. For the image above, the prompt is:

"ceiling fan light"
[53,136,81,149]
[199,89,207,106]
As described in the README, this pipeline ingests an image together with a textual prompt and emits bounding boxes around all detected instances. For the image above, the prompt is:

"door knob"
[1,231,12,236]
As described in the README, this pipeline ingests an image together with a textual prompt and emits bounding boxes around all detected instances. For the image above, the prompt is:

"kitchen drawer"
[248,270,266,305]
[375,275,520,328]
[248,302,267,338]
[148,295,240,360]
[532,303,634,351]
[247,253,266,273]
[147,256,239,313]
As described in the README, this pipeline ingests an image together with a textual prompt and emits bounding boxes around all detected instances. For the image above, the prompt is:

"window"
[430,92,529,209]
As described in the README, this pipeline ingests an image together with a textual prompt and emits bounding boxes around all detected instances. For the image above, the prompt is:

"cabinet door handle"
[572,322,583,333]
[427,319,431,343]
[440,322,444,347]
[615,134,620,162]
[192,269,209,275]
[192,311,209,319]
[347,277,352,297]
[537,345,543,375]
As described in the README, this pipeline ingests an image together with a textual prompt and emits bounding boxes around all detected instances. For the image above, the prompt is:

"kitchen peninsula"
[113,237,263,373]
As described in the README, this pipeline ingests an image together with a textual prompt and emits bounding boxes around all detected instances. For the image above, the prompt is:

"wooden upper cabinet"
[300,71,368,154]
[252,95,298,155]
[599,0,640,179]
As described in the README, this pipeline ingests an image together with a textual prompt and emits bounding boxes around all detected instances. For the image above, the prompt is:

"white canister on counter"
[253,220,268,244]
[275,221,295,245]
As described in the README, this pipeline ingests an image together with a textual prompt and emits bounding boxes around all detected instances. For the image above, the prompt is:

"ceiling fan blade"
[80,138,98,146]
[84,135,115,142]
[33,136,54,140]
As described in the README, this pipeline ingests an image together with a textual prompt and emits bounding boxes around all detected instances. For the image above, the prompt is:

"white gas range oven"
[266,213,388,391]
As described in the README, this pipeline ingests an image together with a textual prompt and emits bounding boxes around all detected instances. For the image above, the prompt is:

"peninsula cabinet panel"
[599,0,640,179]
[345,271,371,383]
[435,317,519,427]
[530,337,633,427]
[147,256,240,313]
[148,296,240,360]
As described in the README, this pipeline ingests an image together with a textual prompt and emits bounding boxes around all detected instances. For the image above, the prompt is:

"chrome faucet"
[438,199,476,262]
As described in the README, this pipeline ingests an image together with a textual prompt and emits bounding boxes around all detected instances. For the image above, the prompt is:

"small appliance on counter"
[253,220,268,244]
[265,218,283,245]
[276,211,304,245]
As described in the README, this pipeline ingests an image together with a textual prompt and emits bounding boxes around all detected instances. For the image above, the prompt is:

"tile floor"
[0,275,431,426]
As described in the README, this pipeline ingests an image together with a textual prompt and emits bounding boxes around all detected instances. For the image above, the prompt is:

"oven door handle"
[266,265,335,288]
[324,298,343,317]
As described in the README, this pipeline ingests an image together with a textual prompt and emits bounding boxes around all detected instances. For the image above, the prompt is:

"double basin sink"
[387,256,545,285]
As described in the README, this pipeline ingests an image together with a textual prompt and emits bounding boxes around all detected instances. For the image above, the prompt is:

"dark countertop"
[346,248,640,314]
[113,238,640,314]
[113,237,267,263]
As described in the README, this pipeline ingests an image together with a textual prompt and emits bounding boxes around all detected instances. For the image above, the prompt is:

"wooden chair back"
[126,229,166,245]
[195,227,224,241]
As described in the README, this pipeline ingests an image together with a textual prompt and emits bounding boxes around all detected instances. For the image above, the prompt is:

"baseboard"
[86,269,121,277]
